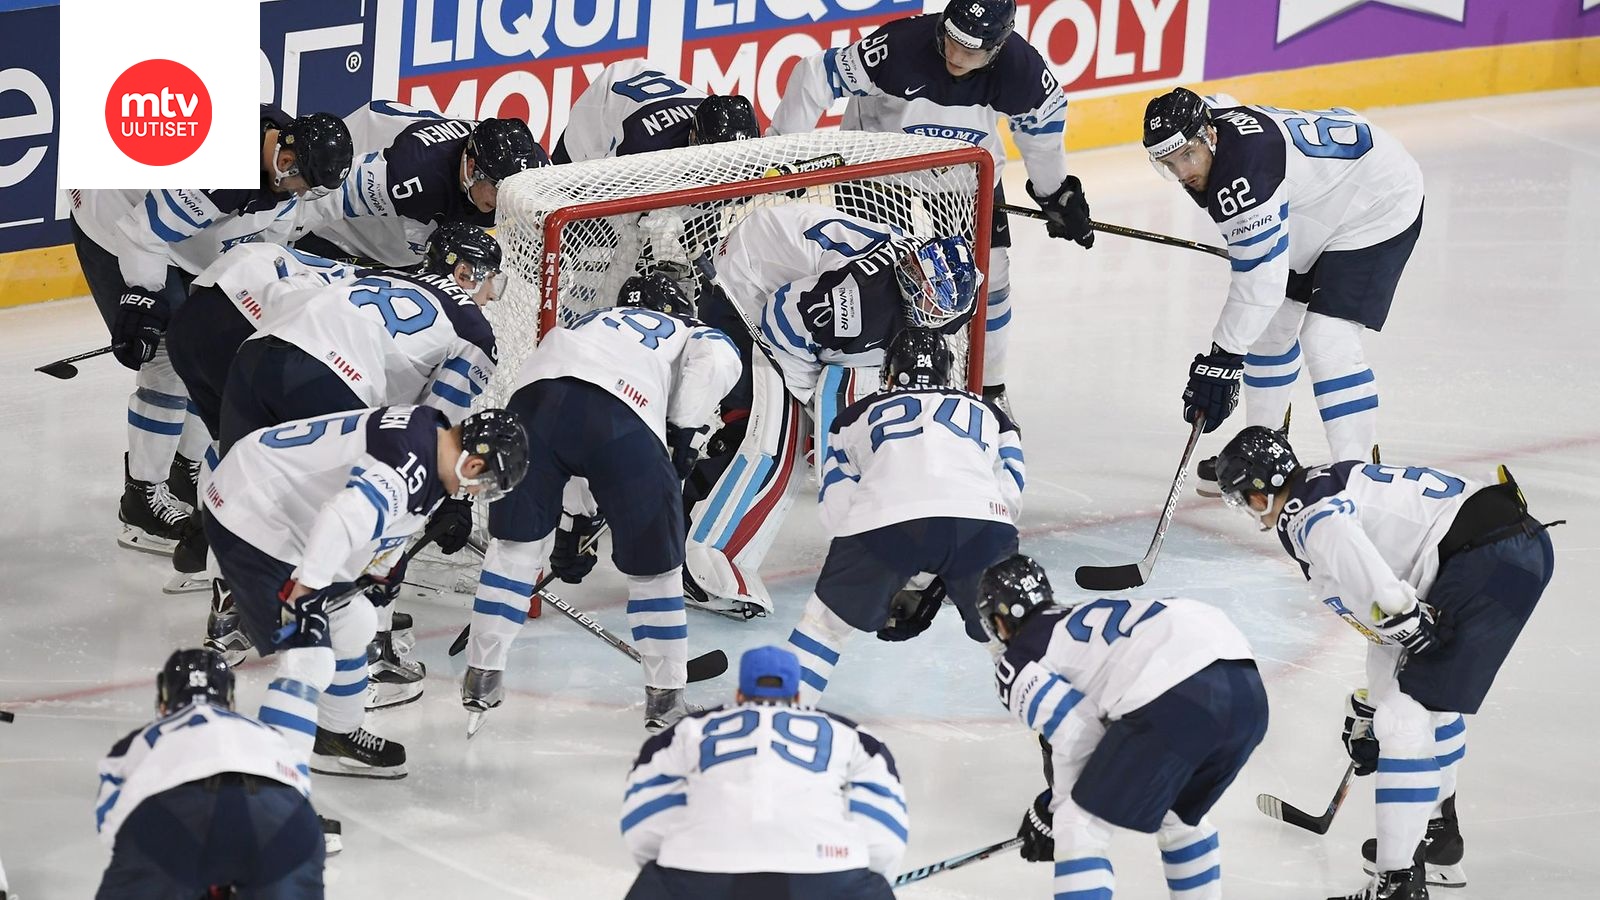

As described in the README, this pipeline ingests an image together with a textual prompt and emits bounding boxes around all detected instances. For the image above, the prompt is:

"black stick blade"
[448,625,470,657]
[1074,563,1146,592]
[35,362,80,379]
[686,649,728,683]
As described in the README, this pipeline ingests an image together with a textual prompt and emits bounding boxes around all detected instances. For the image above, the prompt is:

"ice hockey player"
[300,104,547,266]
[462,271,739,735]
[552,59,758,163]
[620,645,905,899]
[201,404,528,781]
[217,221,503,452]
[1142,88,1424,481]
[1212,426,1557,899]
[685,203,980,618]
[93,649,326,897]
[67,106,353,554]
[783,328,1021,701]
[978,555,1267,900]
[769,0,1094,416]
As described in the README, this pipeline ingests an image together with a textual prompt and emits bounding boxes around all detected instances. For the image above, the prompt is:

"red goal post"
[488,132,995,401]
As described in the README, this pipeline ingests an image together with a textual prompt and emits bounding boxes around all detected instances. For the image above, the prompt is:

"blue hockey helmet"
[895,235,981,329]
[1213,425,1300,513]
[977,554,1055,645]
[881,327,955,391]
[939,0,1016,68]
[157,648,235,715]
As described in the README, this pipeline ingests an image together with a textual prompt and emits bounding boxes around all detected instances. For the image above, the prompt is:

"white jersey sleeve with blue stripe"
[95,701,310,848]
[998,598,1255,727]
[191,243,359,331]
[622,703,907,876]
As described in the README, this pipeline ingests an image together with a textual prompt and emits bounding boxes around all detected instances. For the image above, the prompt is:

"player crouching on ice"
[94,649,326,897]
[201,404,528,783]
[462,271,740,734]
[979,555,1267,900]
[780,326,1021,701]
[620,646,906,900]
[1213,426,1558,899]
[684,203,982,621]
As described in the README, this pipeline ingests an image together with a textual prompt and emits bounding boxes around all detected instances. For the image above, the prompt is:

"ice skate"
[644,686,701,733]
[1330,858,1428,900]
[462,666,504,738]
[1363,796,1466,887]
[684,572,769,621]
[310,726,407,779]
[389,610,415,656]
[982,383,1018,428]
[168,453,201,509]
[164,518,211,594]
[118,453,192,554]
[203,580,252,667]
[320,815,343,856]
[365,630,424,710]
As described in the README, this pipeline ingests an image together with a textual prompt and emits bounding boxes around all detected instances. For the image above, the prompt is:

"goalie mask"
[895,235,981,330]
[456,409,530,502]
[156,648,235,715]
[881,327,954,391]
[977,554,1056,645]
[1213,425,1300,517]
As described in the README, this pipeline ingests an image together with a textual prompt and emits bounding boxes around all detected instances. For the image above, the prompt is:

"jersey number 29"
[699,710,834,773]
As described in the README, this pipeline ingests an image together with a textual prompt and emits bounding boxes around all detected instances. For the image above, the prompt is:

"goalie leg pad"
[810,364,876,479]
[981,248,1012,386]
[468,535,552,671]
[628,568,689,689]
[1302,312,1378,462]
[785,594,857,706]
[317,598,379,736]
[1242,300,1304,433]
[1157,813,1222,899]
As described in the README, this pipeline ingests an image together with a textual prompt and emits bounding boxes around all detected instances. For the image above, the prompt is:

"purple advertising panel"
[1205,0,1600,79]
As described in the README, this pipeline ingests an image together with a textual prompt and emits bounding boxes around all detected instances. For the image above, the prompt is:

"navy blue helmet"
[977,554,1055,644]
[619,270,695,318]
[157,648,235,715]
[1214,425,1300,509]
[1143,87,1212,161]
[423,222,502,279]
[467,118,547,184]
[690,95,759,145]
[279,113,353,190]
[458,409,530,502]
[939,0,1016,66]
[881,327,954,391]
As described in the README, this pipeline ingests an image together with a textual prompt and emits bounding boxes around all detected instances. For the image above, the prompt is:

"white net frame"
[484,131,995,405]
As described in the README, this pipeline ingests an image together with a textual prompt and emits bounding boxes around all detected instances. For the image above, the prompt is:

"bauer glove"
[1182,344,1244,432]
[1018,789,1055,862]
[550,511,605,584]
[1341,689,1379,776]
[1372,601,1441,656]
[111,288,169,369]
[1027,176,1094,249]
[876,578,946,642]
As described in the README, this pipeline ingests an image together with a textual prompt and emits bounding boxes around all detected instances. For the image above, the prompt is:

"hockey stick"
[454,537,729,683]
[997,203,1229,260]
[35,344,119,379]
[1074,414,1206,591]
[892,837,1025,887]
[271,518,449,646]
[1256,761,1358,835]
[447,523,610,656]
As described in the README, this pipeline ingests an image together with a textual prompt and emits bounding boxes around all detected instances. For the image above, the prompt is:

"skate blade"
[118,527,179,556]
[1362,861,1466,888]
[466,709,489,739]
[324,832,344,856]
[163,572,211,594]
[308,754,408,780]
[365,681,424,711]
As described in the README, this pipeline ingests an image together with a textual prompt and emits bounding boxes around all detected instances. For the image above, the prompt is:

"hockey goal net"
[484,132,994,405]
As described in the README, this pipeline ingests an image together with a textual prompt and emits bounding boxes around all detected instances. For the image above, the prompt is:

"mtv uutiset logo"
[105,59,213,166]
[1277,0,1468,43]
[58,0,256,189]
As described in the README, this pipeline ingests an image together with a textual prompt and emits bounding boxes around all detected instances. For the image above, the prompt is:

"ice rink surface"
[3,88,1598,898]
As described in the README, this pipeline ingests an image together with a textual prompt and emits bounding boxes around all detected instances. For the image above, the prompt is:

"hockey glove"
[666,424,707,481]
[427,496,475,555]
[876,578,947,642]
[111,288,169,369]
[1027,176,1094,249]
[550,511,606,584]
[1182,344,1244,433]
[1341,689,1380,776]
[1018,789,1055,862]
[274,580,333,648]
[1372,601,1441,656]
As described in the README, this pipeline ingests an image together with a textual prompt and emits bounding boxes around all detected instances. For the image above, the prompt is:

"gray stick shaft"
[997,203,1229,259]
[892,837,1024,887]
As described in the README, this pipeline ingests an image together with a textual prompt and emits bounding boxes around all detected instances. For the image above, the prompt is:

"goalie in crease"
[681,203,981,620]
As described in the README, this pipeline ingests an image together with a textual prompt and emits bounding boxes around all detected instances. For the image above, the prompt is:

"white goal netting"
[483,131,995,405]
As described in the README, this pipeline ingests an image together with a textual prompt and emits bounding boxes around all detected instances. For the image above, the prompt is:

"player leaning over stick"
[1212,426,1558,899]
[769,0,1094,420]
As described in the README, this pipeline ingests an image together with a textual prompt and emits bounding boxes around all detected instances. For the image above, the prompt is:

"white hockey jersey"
[553,60,706,164]
[820,387,1022,537]
[714,204,917,402]
[190,242,359,331]
[769,14,1069,196]
[515,305,741,442]
[257,268,496,424]
[1193,104,1425,354]
[94,701,310,847]
[622,703,907,876]
[997,597,1256,740]
[1275,460,1485,620]
[204,405,453,589]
